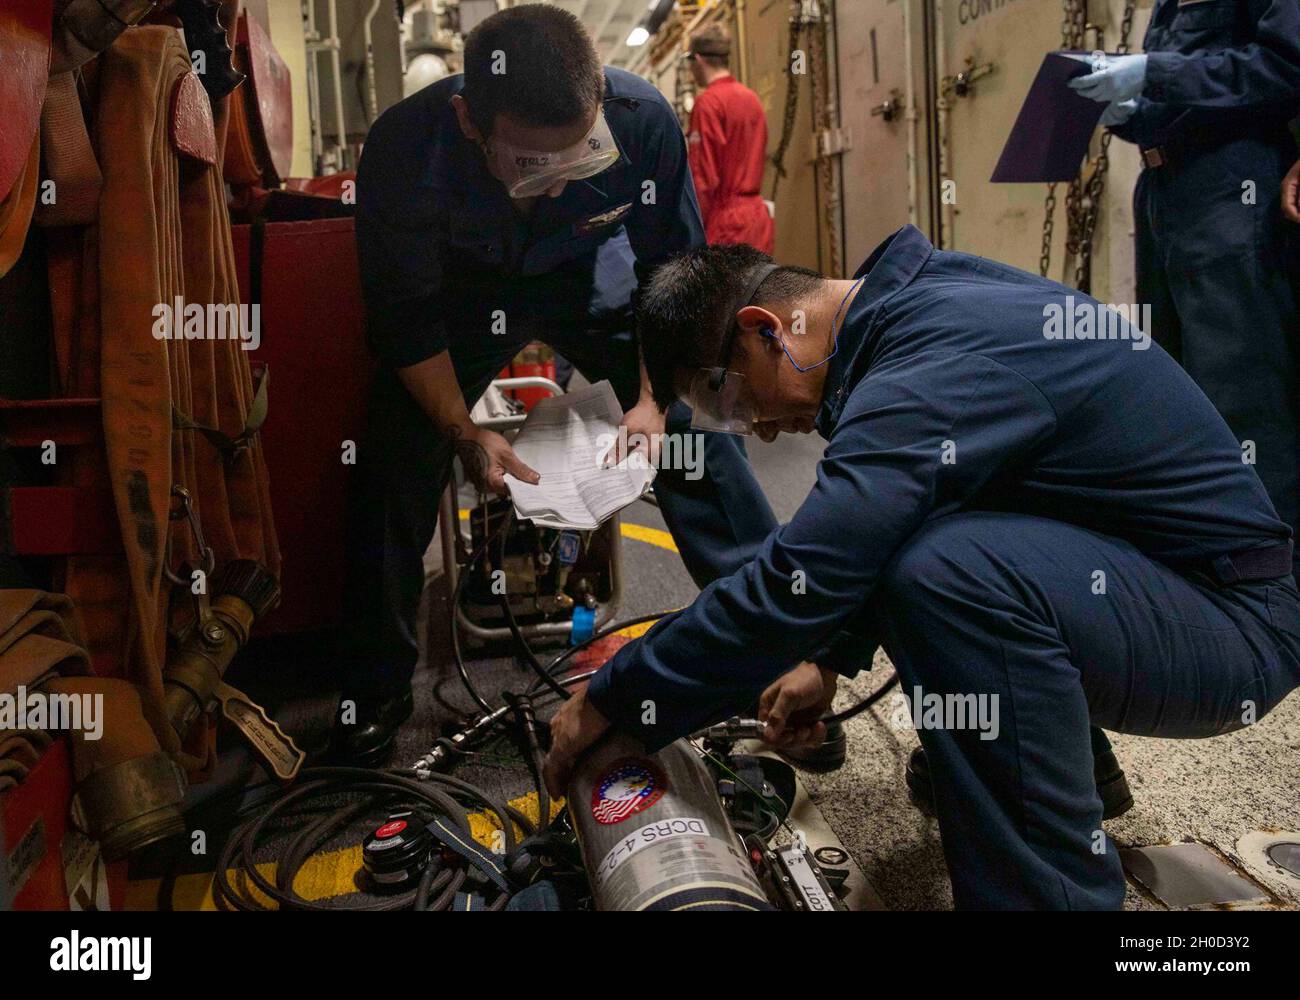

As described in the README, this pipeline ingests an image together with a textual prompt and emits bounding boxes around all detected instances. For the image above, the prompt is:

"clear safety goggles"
[686,262,780,436]
[687,368,757,435]
[487,110,621,199]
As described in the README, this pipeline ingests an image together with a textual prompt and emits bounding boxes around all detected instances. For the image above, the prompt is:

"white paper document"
[503,381,656,531]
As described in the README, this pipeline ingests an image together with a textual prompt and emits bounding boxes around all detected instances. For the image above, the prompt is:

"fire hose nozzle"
[162,560,304,783]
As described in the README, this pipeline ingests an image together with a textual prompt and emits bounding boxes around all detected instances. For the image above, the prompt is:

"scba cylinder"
[567,733,773,911]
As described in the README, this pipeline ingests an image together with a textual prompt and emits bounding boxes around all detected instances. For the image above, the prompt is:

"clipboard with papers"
[991,51,1115,183]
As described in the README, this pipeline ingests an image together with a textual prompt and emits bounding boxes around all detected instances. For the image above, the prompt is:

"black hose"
[212,767,519,912]
[494,510,571,701]
[505,692,550,837]
[824,670,899,724]
[450,506,508,714]
[524,611,671,696]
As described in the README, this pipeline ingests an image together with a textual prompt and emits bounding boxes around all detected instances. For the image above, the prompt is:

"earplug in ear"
[761,327,775,339]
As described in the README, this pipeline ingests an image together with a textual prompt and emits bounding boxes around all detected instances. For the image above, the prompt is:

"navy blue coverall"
[1112,0,1300,580]
[586,226,1300,909]
[348,69,778,699]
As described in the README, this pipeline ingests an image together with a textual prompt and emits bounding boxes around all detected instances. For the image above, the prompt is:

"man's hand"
[542,683,611,797]
[754,416,815,442]
[1283,158,1300,224]
[610,396,667,465]
[758,661,837,749]
[451,425,539,494]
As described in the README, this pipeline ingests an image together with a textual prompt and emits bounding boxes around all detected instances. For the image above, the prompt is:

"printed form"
[503,380,655,531]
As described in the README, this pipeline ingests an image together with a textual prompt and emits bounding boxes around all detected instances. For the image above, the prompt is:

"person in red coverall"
[685,24,774,254]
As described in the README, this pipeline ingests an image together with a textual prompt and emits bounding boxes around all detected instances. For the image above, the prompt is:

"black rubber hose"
[450,508,511,714]
[533,668,901,734]
[494,510,571,701]
[524,611,670,697]
[824,670,899,724]
[505,693,549,837]
[212,767,518,912]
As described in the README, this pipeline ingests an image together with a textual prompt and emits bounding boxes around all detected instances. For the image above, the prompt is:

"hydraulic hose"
[824,671,899,724]
[493,510,572,702]
[212,766,524,912]
[450,508,506,714]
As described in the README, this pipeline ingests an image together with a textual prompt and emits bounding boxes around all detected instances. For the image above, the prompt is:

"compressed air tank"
[567,733,773,911]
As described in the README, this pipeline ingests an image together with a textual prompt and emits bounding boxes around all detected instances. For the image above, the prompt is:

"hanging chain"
[1039,184,1058,276]
[1040,0,1136,290]
[808,2,841,276]
[1071,0,1135,291]
[1040,0,1087,278]
[770,0,808,203]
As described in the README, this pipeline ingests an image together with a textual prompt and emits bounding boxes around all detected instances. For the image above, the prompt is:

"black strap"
[248,220,265,309]
[425,817,511,894]
[1143,115,1294,169]
[1211,541,1294,585]
[708,262,781,390]
[171,364,269,460]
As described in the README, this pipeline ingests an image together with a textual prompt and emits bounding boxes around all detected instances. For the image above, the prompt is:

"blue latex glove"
[1100,98,1138,127]
[1069,54,1148,104]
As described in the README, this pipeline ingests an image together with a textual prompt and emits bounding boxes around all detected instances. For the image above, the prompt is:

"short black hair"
[638,245,823,411]
[462,5,604,137]
[689,24,730,68]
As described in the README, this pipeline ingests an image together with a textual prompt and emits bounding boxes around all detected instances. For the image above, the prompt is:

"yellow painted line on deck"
[457,508,679,553]
[618,521,677,553]
[615,619,661,639]
[126,791,564,911]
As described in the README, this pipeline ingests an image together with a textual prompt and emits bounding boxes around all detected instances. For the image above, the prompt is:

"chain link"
[808,3,841,276]
[1039,183,1058,276]
[1040,0,1135,290]
[769,0,807,203]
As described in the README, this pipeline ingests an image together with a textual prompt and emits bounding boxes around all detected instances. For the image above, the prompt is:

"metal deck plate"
[1121,843,1272,909]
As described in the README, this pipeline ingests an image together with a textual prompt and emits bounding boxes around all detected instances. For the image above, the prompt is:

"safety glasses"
[486,109,621,199]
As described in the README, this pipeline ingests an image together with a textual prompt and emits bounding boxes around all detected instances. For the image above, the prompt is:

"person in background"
[685,24,774,254]
[1070,0,1300,583]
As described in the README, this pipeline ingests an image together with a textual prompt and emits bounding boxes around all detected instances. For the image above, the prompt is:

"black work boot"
[777,719,847,773]
[328,687,414,768]
[1089,727,1135,819]
[906,726,1134,820]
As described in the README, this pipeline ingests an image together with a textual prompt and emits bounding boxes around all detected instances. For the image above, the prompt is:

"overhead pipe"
[301,0,323,167]
[326,0,348,167]
[303,0,350,170]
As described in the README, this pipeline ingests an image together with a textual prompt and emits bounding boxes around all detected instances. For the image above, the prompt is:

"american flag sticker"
[591,758,667,825]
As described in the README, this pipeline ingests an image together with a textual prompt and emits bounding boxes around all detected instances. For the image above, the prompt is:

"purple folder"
[991,51,1109,183]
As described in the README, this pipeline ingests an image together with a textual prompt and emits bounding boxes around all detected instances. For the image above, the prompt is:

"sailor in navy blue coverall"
[545,227,1300,909]
[341,66,778,744]
[1082,0,1300,581]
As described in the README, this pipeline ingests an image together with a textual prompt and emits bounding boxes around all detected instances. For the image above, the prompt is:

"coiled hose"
[212,767,529,911]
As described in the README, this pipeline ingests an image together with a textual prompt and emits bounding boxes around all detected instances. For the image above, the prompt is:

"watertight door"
[835,0,932,270]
